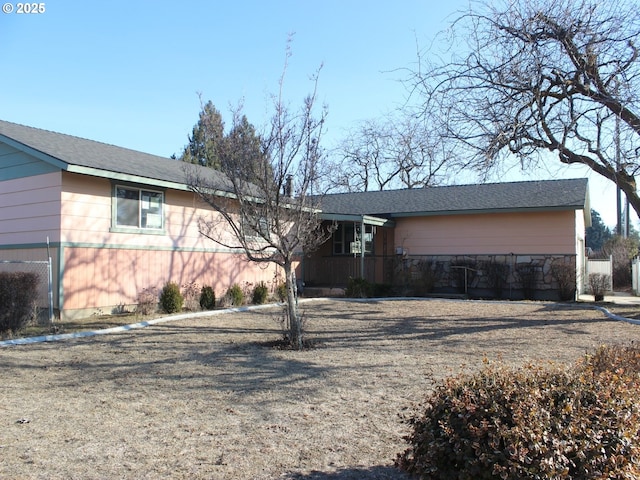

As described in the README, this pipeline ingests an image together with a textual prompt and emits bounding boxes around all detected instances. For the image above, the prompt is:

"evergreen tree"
[222,114,269,184]
[180,101,225,168]
[180,102,266,185]
[586,210,612,252]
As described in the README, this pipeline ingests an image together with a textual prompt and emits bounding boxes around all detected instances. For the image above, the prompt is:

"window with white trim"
[114,186,164,230]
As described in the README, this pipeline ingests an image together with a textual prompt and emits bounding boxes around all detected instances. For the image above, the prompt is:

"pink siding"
[60,172,232,250]
[0,172,62,244]
[62,247,281,310]
[60,173,111,244]
[394,210,577,256]
[59,172,283,312]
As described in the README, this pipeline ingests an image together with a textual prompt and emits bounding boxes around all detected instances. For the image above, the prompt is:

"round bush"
[276,283,287,302]
[252,282,269,305]
[227,283,244,306]
[159,282,184,314]
[396,345,640,479]
[199,286,216,310]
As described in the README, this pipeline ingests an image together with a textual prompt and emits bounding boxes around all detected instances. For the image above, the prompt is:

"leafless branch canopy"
[409,0,640,214]
[330,113,455,192]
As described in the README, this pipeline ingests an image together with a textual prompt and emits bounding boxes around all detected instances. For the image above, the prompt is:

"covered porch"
[302,214,395,288]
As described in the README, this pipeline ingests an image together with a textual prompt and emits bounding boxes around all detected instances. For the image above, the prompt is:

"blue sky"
[0,0,621,227]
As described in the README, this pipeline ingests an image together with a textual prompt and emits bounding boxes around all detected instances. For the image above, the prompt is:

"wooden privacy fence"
[586,256,613,293]
[632,257,640,295]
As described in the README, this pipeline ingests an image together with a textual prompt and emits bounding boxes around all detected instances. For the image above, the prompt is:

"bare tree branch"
[408,0,640,215]
[186,41,332,349]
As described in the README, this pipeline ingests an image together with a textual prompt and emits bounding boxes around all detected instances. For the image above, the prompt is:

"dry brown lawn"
[2,298,640,479]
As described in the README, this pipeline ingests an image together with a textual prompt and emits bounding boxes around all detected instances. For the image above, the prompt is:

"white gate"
[585,256,613,292]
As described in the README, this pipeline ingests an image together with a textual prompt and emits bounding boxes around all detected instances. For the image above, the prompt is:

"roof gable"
[319,179,590,217]
[0,120,230,192]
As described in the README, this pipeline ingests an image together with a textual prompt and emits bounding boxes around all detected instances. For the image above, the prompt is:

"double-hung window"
[114,185,164,231]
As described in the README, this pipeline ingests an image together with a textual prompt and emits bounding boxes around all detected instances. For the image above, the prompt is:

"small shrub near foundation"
[160,282,183,314]
[0,272,38,333]
[345,277,373,298]
[227,283,244,306]
[199,286,216,310]
[589,273,611,301]
[396,345,640,479]
[276,283,287,302]
[181,281,200,311]
[135,287,158,315]
[252,281,269,305]
[551,261,576,301]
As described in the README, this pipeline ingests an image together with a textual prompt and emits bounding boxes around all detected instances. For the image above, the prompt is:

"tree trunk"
[283,261,303,350]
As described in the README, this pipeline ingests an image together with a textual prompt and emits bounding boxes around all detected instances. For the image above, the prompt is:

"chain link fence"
[0,259,53,324]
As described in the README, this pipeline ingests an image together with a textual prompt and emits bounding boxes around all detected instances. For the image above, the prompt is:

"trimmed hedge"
[0,272,39,333]
[396,345,640,479]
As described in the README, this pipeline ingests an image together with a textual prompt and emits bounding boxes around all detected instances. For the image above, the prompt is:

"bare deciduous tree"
[187,47,331,350]
[408,0,640,215]
[331,113,453,192]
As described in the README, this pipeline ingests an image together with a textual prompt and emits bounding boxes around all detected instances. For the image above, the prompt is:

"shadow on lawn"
[284,465,409,479]
[5,299,618,398]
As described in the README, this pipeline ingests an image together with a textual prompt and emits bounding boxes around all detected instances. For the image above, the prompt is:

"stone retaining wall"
[391,254,577,301]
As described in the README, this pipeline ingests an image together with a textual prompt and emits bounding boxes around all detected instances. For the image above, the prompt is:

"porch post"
[360,216,365,280]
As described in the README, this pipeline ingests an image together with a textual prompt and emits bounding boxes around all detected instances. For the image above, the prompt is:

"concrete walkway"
[578,291,640,306]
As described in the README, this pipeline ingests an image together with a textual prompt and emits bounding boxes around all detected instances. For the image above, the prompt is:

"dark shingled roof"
[319,179,589,217]
[0,119,231,191]
[0,120,589,218]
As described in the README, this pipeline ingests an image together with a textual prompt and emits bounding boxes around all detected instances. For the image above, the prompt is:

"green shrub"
[252,281,269,305]
[276,282,287,302]
[159,282,183,314]
[345,277,373,298]
[0,272,39,333]
[396,345,640,479]
[199,286,216,310]
[227,283,244,306]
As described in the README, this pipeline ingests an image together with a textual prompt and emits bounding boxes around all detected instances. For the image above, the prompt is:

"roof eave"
[388,205,587,218]
[319,213,395,227]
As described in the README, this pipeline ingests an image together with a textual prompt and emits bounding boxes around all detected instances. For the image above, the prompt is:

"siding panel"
[62,246,279,311]
[0,172,62,244]
[394,211,577,256]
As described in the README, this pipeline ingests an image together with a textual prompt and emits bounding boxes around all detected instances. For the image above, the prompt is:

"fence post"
[47,237,54,324]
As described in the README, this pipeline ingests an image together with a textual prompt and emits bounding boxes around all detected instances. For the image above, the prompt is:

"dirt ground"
[2,298,640,480]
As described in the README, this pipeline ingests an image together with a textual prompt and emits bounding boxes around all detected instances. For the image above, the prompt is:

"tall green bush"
[252,281,269,304]
[0,272,39,333]
[159,282,183,313]
[396,345,640,479]
[227,283,244,306]
[199,286,216,310]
